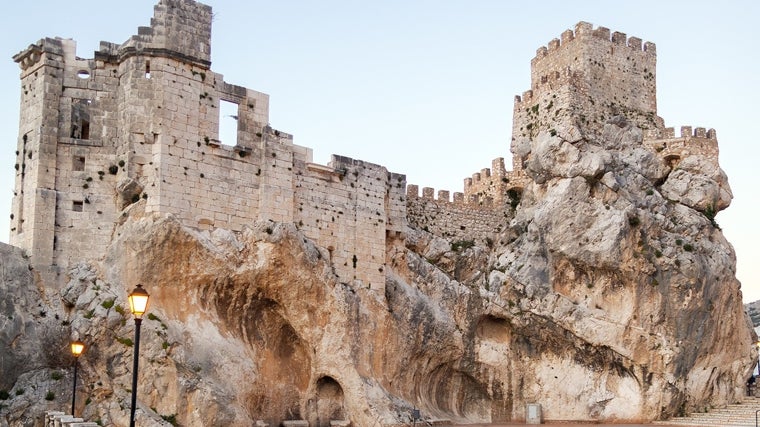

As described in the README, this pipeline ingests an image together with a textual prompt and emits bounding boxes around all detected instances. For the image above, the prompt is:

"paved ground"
[448,424,695,427]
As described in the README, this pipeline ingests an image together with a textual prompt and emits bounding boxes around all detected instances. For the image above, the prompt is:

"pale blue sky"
[2,1,758,301]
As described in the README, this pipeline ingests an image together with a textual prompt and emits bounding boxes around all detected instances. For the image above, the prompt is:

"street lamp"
[70,340,84,416]
[128,284,150,427]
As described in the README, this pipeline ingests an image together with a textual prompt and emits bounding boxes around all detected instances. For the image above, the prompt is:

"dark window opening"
[145,61,151,79]
[71,99,91,140]
[72,201,84,212]
[73,156,85,171]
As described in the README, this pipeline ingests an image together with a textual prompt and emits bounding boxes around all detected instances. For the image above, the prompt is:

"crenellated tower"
[512,21,664,149]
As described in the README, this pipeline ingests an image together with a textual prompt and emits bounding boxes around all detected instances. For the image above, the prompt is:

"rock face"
[0,118,755,426]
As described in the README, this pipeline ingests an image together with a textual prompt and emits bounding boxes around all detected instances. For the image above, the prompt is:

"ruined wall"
[294,156,406,290]
[11,37,122,277]
[9,0,405,291]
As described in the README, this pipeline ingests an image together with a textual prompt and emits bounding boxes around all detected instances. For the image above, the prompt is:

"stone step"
[653,399,760,427]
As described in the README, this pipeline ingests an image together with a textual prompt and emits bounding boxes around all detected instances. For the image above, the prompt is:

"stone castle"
[9,0,718,290]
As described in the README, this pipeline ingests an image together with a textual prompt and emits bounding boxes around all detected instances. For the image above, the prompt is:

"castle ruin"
[10,0,718,290]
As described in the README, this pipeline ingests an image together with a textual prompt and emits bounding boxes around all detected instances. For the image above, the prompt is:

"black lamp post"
[128,284,150,427]
[70,340,84,416]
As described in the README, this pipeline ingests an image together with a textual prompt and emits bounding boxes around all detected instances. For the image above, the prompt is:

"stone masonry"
[9,1,719,291]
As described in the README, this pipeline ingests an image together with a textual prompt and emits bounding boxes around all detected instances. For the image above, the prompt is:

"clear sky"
[1,1,758,301]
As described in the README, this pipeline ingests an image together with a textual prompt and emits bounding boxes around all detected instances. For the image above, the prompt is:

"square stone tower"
[512,21,664,150]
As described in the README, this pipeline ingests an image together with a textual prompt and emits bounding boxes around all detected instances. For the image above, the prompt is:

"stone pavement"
[449,424,698,427]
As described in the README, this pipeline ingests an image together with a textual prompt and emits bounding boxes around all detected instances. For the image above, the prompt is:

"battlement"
[406,185,476,206]
[649,126,717,140]
[531,22,655,68]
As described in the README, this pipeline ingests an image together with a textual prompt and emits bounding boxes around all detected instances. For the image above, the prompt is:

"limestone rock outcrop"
[0,115,755,427]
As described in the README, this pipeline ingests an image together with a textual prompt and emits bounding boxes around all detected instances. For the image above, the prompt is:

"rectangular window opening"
[145,60,151,79]
[71,99,91,140]
[72,201,84,212]
[219,99,239,146]
[73,156,86,171]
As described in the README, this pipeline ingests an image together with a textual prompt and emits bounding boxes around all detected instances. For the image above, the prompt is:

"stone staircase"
[655,398,760,427]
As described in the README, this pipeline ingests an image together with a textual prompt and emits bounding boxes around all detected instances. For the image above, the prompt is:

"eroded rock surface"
[0,125,755,426]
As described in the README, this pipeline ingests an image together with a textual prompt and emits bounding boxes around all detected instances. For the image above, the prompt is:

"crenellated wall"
[644,125,719,167]
[405,184,507,242]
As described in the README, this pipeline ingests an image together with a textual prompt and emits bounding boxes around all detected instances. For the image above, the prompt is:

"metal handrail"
[755,408,760,427]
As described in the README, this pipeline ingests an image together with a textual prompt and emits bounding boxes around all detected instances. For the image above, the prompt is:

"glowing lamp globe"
[71,340,85,357]
[128,284,150,319]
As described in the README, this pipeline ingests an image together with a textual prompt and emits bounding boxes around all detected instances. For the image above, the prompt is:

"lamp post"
[70,340,84,416]
[128,284,150,427]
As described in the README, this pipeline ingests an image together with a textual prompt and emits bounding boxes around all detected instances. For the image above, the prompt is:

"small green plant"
[646,189,654,196]
[45,391,55,401]
[654,250,663,258]
[117,337,134,347]
[147,313,161,322]
[83,309,95,319]
[51,371,63,380]
[162,341,170,350]
[118,160,125,167]
[703,204,720,229]
[675,239,683,246]
[683,244,694,252]
[114,305,126,315]
[108,165,118,175]
[161,414,179,426]
[451,240,475,252]
[0,390,9,400]
[101,299,115,309]
[628,216,641,227]
[15,388,24,396]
